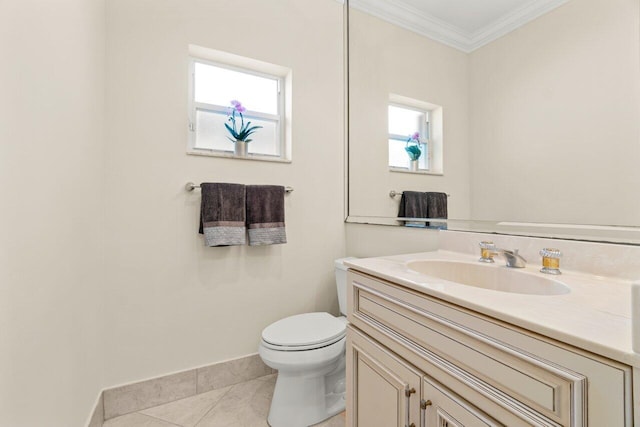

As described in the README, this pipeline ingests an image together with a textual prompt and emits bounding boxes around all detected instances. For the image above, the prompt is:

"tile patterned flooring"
[103,374,345,427]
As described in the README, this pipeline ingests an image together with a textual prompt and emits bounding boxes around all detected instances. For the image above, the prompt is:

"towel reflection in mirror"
[398,191,448,229]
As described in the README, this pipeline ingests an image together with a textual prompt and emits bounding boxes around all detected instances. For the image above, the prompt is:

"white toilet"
[258,258,354,427]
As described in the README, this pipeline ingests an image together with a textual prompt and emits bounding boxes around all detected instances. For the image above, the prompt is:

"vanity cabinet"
[346,270,633,427]
[349,326,512,427]
[348,326,421,426]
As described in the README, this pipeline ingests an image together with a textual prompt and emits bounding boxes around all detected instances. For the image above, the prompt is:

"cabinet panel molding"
[347,325,422,427]
[422,376,504,427]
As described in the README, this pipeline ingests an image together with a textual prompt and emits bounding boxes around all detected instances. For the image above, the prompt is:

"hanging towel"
[246,185,287,246]
[199,183,246,247]
[397,191,429,227]
[425,192,448,219]
[425,192,448,229]
[398,191,448,227]
[398,191,429,217]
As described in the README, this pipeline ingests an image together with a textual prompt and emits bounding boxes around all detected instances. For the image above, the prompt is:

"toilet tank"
[335,257,357,315]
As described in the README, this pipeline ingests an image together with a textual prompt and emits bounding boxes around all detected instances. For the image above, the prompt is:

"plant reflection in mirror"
[405,132,422,160]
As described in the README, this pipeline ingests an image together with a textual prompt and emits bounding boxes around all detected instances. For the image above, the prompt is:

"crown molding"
[350,0,472,52]
[349,0,570,53]
[469,0,570,51]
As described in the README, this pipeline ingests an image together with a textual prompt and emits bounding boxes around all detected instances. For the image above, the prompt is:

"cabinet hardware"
[405,386,416,427]
[420,399,432,427]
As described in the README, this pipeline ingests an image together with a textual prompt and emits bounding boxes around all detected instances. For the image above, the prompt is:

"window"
[388,104,429,170]
[187,48,290,162]
[388,94,443,175]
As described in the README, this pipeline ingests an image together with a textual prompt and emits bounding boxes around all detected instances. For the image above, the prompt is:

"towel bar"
[185,182,293,193]
[389,190,450,198]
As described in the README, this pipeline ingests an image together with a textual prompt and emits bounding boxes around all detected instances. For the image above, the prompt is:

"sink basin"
[406,260,570,296]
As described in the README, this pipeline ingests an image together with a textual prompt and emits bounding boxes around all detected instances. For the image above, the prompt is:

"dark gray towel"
[199,183,246,246]
[246,185,286,246]
[398,191,429,219]
[425,192,448,219]
[398,191,448,227]
[398,191,448,219]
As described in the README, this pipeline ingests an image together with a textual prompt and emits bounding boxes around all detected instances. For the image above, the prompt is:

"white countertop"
[345,250,639,367]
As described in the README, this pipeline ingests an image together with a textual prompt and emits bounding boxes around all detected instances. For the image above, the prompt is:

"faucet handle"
[479,241,496,263]
[540,248,562,275]
[479,241,496,249]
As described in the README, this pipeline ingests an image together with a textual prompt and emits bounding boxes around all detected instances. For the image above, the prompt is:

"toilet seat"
[261,312,346,351]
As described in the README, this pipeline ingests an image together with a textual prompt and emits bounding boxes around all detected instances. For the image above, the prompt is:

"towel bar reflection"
[389,190,450,198]
[185,182,293,193]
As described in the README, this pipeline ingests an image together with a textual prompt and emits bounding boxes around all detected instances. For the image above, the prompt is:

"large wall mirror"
[347,0,640,242]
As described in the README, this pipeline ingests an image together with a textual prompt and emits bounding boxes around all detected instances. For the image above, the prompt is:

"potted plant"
[405,132,422,171]
[225,100,262,157]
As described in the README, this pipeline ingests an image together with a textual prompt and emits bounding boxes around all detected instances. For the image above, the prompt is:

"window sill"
[389,167,443,176]
[187,149,291,164]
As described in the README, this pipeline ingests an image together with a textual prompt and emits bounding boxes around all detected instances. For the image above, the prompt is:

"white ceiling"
[349,0,570,52]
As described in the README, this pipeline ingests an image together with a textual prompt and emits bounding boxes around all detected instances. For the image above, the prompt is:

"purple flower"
[411,132,420,141]
[229,100,247,113]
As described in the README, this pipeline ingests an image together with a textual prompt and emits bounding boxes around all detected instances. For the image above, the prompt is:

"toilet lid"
[262,312,346,348]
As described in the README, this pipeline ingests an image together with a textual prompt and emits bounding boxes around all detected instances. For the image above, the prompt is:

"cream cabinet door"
[347,325,422,427]
[421,376,504,427]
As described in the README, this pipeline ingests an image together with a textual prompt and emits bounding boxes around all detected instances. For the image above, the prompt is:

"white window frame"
[388,94,444,176]
[388,102,431,171]
[187,50,290,163]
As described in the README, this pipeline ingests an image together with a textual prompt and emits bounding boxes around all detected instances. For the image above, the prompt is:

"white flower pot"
[234,140,247,157]
[409,159,419,172]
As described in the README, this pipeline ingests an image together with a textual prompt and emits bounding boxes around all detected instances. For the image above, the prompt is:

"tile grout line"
[192,384,237,427]
[133,372,273,426]
[135,412,185,427]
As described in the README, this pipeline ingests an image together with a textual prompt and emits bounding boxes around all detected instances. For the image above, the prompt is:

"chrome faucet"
[478,241,526,268]
[494,248,527,268]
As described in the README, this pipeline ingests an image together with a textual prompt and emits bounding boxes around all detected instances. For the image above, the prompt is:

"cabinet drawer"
[349,272,587,427]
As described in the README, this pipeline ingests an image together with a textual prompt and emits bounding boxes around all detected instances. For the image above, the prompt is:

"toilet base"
[267,362,346,427]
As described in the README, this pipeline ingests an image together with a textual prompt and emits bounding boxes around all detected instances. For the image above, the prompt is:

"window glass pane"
[194,62,278,115]
[389,139,428,170]
[195,109,279,156]
[388,105,424,136]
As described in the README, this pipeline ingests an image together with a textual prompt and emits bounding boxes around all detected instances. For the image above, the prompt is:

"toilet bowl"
[258,258,354,427]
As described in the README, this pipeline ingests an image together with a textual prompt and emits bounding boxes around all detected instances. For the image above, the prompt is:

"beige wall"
[348,9,471,220]
[103,0,346,388]
[0,0,107,426]
[346,223,439,257]
[0,0,345,425]
[469,0,640,225]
